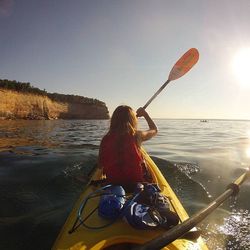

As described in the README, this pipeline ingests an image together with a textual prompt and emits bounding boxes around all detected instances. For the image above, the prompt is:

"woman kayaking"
[98,105,157,190]
[53,49,211,249]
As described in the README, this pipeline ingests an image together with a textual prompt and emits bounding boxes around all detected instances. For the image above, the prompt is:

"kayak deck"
[52,151,208,250]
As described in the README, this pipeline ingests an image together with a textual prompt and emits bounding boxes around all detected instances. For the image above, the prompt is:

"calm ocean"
[0,119,249,250]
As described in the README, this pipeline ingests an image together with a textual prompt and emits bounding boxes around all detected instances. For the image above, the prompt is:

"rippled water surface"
[0,119,249,249]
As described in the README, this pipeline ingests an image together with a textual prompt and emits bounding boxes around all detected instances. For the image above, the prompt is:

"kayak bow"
[52,150,209,250]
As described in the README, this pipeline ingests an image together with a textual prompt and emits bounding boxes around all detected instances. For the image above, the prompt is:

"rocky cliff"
[0,89,109,120]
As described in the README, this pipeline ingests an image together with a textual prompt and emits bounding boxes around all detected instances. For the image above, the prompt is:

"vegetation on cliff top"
[0,79,105,106]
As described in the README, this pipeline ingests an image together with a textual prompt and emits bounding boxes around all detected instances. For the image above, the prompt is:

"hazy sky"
[1,0,250,119]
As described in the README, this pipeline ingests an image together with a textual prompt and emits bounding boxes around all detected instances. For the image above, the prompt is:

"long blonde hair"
[109,105,137,135]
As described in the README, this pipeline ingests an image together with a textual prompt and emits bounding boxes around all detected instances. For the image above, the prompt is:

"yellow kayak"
[52,150,208,250]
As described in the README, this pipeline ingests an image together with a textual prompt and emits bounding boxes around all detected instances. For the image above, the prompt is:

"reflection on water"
[0,120,109,152]
[0,120,58,151]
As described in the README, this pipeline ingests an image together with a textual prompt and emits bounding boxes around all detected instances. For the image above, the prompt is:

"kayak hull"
[52,150,208,250]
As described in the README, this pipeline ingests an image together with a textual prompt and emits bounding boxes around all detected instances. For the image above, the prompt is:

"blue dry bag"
[125,183,179,229]
[124,202,163,229]
[98,185,126,220]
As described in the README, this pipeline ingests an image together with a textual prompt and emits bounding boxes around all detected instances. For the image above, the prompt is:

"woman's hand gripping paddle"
[143,48,199,109]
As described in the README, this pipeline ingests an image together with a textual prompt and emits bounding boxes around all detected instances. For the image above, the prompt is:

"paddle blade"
[168,48,199,81]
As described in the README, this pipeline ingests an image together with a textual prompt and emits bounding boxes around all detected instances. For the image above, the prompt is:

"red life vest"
[99,132,145,185]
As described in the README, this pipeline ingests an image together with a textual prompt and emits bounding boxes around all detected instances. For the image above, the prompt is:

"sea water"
[0,119,249,250]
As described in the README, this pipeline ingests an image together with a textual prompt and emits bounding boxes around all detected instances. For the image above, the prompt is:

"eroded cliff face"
[0,89,109,120]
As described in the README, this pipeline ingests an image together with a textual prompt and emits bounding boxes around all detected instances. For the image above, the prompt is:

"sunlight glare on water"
[245,130,250,158]
[246,147,250,158]
[217,210,250,250]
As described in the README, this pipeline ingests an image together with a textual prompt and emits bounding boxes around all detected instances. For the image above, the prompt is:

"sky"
[1,0,250,119]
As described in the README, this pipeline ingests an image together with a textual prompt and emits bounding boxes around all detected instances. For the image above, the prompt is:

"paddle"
[143,48,199,109]
[134,169,250,250]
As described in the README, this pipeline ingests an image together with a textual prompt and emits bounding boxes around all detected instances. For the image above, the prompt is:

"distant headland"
[0,79,109,120]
